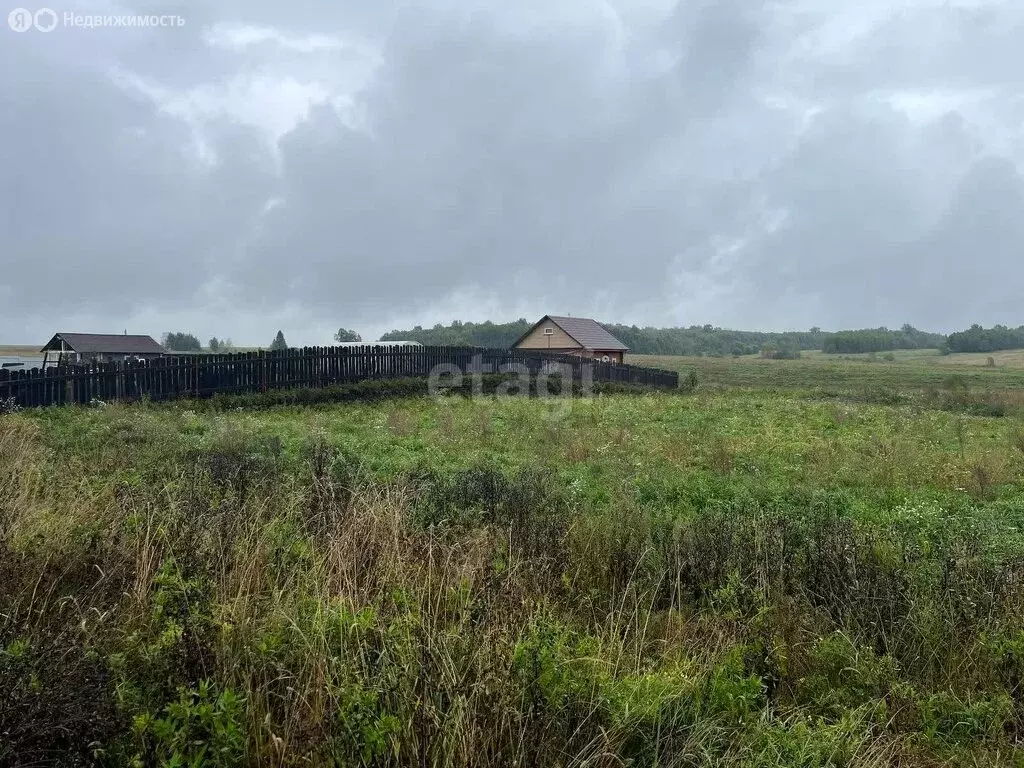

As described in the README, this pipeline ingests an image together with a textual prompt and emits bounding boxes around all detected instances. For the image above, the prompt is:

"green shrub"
[133,680,246,767]
[110,561,216,717]
[796,632,899,718]
[915,691,1014,745]
[329,681,402,765]
[680,369,700,392]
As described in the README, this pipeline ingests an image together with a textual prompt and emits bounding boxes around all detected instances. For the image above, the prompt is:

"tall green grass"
[4,392,1024,765]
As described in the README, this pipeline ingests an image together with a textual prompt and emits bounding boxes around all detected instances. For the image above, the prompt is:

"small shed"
[512,315,629,363]
[40,333,166,365]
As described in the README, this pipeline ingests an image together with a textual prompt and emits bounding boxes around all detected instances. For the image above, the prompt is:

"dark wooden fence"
[0,346,678,408]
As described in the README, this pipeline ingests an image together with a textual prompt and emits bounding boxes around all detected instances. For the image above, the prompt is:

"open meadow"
[0,346,42,357]
[631,352,1024,406]
[5,355,1024,765]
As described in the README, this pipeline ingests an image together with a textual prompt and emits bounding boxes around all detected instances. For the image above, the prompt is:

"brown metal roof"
[514,315,629,351]
[41,333,166,355]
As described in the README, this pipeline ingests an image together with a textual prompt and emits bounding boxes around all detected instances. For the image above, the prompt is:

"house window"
[543,327,554,335]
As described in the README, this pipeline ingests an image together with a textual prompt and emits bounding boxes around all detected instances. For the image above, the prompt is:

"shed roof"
[335,341,423,347]
[514,315,629,351]
[41,333,166,355]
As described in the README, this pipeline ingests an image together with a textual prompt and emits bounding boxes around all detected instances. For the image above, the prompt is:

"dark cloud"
[1,0,1022,343]
[0,49,275,317]
[732,98,1024,330]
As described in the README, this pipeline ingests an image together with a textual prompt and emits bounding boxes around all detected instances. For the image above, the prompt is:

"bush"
[204,374,667,411]
[133,680,246,767]
[410,465,570,572]
[795,632,898,717]
[760,343,801,360]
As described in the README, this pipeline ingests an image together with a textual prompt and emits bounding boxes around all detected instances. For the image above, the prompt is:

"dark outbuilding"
[40,332,166,364]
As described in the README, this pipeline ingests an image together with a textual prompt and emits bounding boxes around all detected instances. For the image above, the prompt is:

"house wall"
[514,321,581,351]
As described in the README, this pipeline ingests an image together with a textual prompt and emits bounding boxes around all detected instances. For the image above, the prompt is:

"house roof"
[41,333,166,355]
[514,315,629,351]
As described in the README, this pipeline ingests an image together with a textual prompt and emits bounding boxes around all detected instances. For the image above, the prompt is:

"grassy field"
[939,350,1024,368]
[0,345,43,356]
[631,352,1024,403]
[5,358,1024,765]
[631,348,1024,373]
[793,349,1024,368]
[812,349,1024,368]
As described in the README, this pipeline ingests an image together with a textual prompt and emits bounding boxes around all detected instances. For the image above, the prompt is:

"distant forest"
[381,320,532,350]
[380,320,824,356]
[159,321,1024,357]
[946,325,1024,354]
[822,326,946,354]
[379,320,963,356]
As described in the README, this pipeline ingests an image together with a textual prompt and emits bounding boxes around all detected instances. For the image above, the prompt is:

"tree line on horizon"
[821,325,946,354]
[380,320,952,356]
[945,324,1024,354]
[161,331,282,353]
[160,322,1024,357]
[161,329,365,353]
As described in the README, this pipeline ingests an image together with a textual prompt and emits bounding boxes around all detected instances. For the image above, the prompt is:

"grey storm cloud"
[1,0,1023,345]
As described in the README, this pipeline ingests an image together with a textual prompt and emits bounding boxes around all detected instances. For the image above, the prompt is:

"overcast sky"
[2,0,1023,345]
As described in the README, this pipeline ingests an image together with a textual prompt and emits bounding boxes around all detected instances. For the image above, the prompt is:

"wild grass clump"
[1011,424,1024,455]
[917,376,1024,418]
